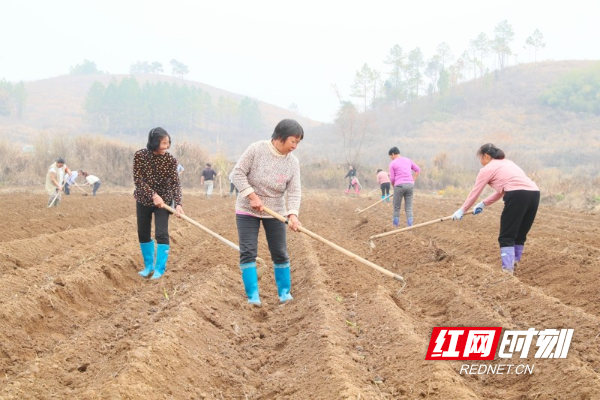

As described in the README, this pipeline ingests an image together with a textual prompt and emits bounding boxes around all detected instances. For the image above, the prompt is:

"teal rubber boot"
[241,262,261,305]
[151,244,169,279]
[138,241,155,277]
[274,262,293,303]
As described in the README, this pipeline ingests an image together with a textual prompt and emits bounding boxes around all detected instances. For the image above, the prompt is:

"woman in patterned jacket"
[232,119,304,306]
[133,127,184,279]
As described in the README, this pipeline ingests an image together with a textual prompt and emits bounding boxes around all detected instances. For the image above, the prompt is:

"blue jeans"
[92,181,101,196]
[236,214,289,265]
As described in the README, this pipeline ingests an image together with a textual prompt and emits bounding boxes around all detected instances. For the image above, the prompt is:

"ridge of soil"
[1,190,599,399]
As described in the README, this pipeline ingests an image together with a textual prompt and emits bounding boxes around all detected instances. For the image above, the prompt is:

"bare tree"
[470,32,490,78]
[332,85,372,169]
[350,63,376,111]
[526,29,546,62]
[491,20,514,69]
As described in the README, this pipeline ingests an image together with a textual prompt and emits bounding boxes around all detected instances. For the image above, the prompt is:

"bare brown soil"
[1,190,599,399]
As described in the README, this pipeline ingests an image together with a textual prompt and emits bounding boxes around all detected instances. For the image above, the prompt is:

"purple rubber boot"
[500,246,515,275]
[514,245,524,273]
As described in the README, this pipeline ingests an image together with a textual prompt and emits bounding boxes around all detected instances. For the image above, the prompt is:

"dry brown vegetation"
[1,61,599,210]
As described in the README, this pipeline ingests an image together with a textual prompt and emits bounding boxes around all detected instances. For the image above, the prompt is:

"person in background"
[232,119,303,306]
[389,147,420,227]
[133,127,184,280]
[45,157,71,207]
[80,171,101,196]
[452,143,540,275]
[200,162,219,199]
[350,175,362,195]
[229,170,239,197]
[344,166,357,194]
[63,170,79,195]
[376,169,391,203]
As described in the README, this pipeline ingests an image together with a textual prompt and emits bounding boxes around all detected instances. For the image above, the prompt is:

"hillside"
[0,74,323,153]
[2,61,599,192]
[360,60,600,173]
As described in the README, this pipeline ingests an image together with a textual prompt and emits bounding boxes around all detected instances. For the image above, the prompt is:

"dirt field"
[1,189,599,399]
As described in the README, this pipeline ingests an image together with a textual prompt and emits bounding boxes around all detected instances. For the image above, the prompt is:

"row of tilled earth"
[0,190,599,399]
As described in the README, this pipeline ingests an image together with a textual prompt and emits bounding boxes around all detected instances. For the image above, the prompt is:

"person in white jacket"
[45,157,71,207]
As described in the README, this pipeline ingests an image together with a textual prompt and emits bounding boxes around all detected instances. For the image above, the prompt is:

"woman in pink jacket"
[376,169,391,203]
[452,143,540,275]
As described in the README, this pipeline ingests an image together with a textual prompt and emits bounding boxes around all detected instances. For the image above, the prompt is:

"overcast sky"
[2,0,598,123]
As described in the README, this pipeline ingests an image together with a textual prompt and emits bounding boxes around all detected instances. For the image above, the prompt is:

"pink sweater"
[389,157,420,186]
[377,171,391,184]
[461,159,539,212]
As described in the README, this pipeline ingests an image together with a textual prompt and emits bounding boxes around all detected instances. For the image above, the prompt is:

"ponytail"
[477,143,505,160]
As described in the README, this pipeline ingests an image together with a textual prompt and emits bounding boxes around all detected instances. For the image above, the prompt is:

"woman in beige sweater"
[232,119,304,306]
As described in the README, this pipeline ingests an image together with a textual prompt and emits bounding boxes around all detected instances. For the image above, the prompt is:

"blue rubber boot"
[381,195,385,201]
[392,216,399,227]
[500,246,515,274]
[241,262,261,305]
[151,244,169,279]
[274,262,293,303]
[407,217,414,227]
[138,241,155,277]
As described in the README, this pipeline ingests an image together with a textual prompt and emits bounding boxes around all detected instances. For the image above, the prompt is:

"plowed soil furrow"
[1,191,599,399]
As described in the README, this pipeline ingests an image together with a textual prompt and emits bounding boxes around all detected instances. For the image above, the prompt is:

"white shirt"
[86,175,100,185]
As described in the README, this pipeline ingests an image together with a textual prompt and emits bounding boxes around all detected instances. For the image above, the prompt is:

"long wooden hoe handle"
[47,184,65,208]
[369,210,476,241]
[357,194,393,214]
[261,206,405,283]
[163,204,240,251]
[162,204,268,273]
[74,183,88,193]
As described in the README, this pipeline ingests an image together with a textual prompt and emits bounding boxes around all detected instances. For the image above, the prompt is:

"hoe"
[356,194,393,214]
[368,210,475,249]
[163,204,268,278]
[261,206,406,291]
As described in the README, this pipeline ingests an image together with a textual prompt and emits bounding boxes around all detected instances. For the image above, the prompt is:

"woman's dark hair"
[477,143,505,160]
[388,146,400,155]
[272,119,304,142]
[377,169,382,173]
[146,127,171,151]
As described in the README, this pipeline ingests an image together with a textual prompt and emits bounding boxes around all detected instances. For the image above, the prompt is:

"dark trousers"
[380,182,390,197]
[64,183,71,195]
[498,190,540,247]
[236,214,288,265]
[136,202,170,244]
[92,181,101,196]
